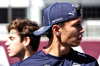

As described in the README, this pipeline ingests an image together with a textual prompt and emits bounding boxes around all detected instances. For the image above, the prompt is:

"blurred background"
[0,0,100,66]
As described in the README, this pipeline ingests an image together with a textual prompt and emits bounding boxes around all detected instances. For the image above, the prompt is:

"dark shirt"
[12,48,99,66]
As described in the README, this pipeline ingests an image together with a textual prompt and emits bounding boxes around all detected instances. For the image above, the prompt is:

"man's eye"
[10,37,14,40]
[73,24,79,27]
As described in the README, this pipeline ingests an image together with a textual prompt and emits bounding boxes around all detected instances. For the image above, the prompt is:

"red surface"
[80,41,100,60]
[0,41,100,65]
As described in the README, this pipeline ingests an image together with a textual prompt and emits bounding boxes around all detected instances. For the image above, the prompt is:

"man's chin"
[9,54,15,58]
[72,42,80,47]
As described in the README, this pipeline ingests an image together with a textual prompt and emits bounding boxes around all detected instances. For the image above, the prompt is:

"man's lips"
[77,37,82,40]
[7,48,10,53]
[77,34,83,40]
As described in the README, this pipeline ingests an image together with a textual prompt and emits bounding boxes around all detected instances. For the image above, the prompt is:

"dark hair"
[46,4,82,39]
[46,21,65,38]
[7,18,40,51]
[75,4,82,15]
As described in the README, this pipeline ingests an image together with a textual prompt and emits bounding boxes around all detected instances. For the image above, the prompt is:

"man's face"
[5,29,25,57]
[60,17,85,47]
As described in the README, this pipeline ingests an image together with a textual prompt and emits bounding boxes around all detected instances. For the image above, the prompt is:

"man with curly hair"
[5,18,40,66]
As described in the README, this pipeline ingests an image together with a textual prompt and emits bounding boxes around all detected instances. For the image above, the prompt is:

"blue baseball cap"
[33,2,81,36]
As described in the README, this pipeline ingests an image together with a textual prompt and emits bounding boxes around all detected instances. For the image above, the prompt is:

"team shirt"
[12,48,99,66]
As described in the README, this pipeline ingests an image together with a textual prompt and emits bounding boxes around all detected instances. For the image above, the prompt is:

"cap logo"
[52,18,63,23]
[34,3,79,36]
[69,12,75,16]
[72,62,80,66]
[44,64,50,66]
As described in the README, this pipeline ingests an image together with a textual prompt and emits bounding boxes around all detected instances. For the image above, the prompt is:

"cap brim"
[33,25,52,36]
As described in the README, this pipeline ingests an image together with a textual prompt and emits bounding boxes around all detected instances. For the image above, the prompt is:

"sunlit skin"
[5,29,36,61]
[5,29,25,58]
[45,17,85,57]
[60,17,85,47]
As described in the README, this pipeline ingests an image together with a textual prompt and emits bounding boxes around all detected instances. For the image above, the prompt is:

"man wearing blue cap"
[16,3,98,66]
[33,2,99,66]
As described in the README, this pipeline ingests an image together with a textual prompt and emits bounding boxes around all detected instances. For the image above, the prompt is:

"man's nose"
[79,26,85,33]
[5,41,10,47]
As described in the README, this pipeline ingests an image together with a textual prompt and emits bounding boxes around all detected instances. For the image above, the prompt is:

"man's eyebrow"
[77,19,82,24]
[73,20,80,24]
[77,21,81,23]
[8,36,12,38]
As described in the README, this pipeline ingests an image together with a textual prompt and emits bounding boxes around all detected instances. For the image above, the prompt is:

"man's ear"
[52,25,61,36]
[23,37,30,47]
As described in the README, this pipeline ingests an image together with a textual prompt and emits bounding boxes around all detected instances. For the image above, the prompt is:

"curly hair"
[7,18,40,51]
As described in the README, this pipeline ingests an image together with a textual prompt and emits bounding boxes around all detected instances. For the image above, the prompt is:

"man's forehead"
[9,31,18,34]
[8,29,19,36]
[71,17,82,21]
[64,17,82,25]
[8,31,20,38]
[70,17,82,22]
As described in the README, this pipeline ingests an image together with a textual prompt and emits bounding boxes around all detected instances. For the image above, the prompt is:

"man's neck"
[45,38,70,57]
[19,47,36,61]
